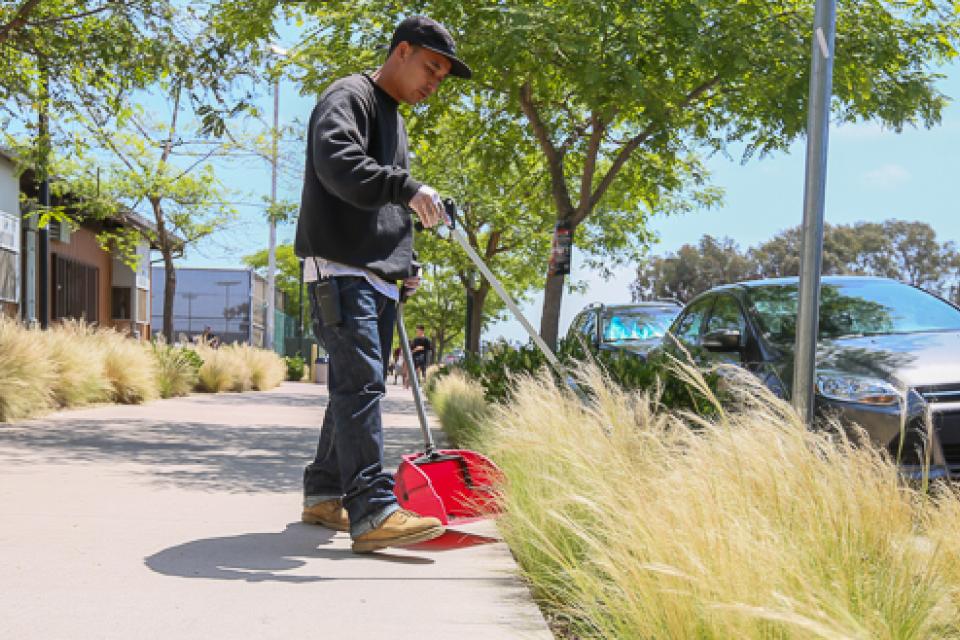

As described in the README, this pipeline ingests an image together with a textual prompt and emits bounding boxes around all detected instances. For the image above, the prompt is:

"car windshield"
[601,307,678,342]
[746,280,960,343]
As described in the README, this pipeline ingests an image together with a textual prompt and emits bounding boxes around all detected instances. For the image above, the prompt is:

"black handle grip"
[400,261,421,302]
[442,198,459,229]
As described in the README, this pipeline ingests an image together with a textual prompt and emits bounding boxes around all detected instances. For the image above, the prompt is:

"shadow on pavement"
[0,418,428,493]
[144,522,434,582]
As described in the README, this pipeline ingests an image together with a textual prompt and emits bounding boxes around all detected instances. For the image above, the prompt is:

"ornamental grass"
[433,362,960,639]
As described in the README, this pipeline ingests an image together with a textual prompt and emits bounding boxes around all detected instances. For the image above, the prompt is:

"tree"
[234,0,960,348]
[634,221,960,302]
[72,24,256,339]
[407,101,554,354]
[400,263,467,362]
[632,236,754,302]
[244,243,305,321]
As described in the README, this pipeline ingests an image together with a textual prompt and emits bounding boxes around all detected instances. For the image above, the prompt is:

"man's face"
[416,328,425,337]
[393,43,452,104]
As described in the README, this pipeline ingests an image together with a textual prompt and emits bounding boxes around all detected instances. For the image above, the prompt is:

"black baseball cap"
[390,15,472,79]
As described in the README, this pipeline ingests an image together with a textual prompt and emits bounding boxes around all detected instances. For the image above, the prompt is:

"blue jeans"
[304,276,399,537]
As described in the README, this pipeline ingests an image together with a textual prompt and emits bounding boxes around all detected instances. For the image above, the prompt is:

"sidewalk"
[0,381,552,639]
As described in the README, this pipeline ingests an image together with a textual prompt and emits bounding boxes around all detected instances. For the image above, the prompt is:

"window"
[705,295,746,335]
[53,254,99,322]
[0,250,16,303]
[112,287,131,320]
[671,297,713,346]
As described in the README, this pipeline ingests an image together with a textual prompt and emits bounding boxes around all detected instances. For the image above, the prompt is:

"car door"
[701,294,748,365]
[667,296,714,359]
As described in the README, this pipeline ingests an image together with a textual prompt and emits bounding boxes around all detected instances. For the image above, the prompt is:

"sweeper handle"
[441,199,585,399]
[396,297,436,456]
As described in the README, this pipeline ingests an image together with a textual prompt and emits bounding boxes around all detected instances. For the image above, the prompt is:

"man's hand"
[408,185,443,228]
[401,274,421,300]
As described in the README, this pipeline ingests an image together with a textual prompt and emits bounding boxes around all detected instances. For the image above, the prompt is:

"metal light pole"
[793,0,837,425]
[265,44,287,353]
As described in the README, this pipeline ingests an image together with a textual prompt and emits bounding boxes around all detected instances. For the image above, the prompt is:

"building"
[0,150,19,319]
[0,149,157,337]
[151,266,288,350]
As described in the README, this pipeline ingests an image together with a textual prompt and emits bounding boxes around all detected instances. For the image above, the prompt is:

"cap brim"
[420,44,472,79]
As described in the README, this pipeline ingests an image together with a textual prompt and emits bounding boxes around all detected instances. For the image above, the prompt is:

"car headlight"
[815,371,902,406]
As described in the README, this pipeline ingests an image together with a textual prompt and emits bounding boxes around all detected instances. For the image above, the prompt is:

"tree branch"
[0,0,42,45]
[577,112,604,219]
[25,3,115,27]
[519,80,575,219]
[586,75,722,220]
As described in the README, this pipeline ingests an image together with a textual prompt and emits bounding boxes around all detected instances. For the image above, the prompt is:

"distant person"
[391,346,403,385]
[199,326,219,348]
[410,324,433,381]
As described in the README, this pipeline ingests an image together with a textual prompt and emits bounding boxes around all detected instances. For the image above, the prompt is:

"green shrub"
[447,338,722,414]
[151,341,199,399]
[180,348,204,372]
[285,354,306,381]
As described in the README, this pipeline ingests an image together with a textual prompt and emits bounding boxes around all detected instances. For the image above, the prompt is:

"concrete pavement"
[0,381,552,639]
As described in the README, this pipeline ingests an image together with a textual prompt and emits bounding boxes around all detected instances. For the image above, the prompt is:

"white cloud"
[860,163,911,189]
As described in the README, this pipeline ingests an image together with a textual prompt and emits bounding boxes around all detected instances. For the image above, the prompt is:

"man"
[294,16,472,553]
[410,324,433,381]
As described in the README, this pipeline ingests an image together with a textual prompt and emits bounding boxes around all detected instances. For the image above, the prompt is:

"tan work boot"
[351,509,444,553]
[301,498,350,532]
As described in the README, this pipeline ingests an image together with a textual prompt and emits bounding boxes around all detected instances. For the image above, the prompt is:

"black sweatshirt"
[294,73,422,281]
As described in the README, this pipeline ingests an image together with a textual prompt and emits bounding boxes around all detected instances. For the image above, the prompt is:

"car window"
[580,310,596,339]
[747,280,960,342]
[601,306,679,342]
[671,297,713,346]
[705,295,746,335]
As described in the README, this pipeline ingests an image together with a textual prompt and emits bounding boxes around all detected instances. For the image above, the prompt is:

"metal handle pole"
[448,225,564,374]
[397,302,435,454]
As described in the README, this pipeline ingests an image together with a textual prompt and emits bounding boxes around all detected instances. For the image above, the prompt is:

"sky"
[178,36,960,348]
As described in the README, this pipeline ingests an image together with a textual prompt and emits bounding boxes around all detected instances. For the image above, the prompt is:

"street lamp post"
[792,0,838,425]
[265,44,287,354]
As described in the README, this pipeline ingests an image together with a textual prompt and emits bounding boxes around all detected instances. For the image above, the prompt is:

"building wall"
[50,226,112,326]
[0,154,20,317]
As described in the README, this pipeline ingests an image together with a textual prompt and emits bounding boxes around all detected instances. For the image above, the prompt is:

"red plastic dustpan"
[393,302,503,525]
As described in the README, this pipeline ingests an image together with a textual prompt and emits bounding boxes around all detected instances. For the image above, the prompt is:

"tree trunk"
[540,271,566,350]
[467,286,489,354]
[162,248,176,343]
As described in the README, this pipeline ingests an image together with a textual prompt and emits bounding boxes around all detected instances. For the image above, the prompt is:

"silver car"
[665,276,960,479]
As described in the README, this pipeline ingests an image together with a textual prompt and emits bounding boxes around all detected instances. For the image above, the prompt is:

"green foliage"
[634,220,960,303]
[272,0,960,345]
[244,243,304,320]
[285,354,306,382]
[444,338,721,415]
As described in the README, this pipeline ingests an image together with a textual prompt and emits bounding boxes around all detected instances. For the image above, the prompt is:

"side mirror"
[702,329,742,352]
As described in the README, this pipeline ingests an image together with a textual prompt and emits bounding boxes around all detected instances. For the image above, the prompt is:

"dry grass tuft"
[0,318,56,421]
[456,361,960,639]
[46,320,111,407]
[95,328,157,403]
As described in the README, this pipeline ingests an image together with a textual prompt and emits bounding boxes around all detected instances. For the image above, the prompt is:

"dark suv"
[566,301,683,358]
[664,276,960,479]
